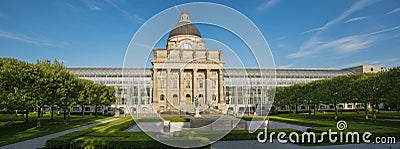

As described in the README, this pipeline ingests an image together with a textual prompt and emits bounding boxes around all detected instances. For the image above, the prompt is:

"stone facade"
[151,12,225,112]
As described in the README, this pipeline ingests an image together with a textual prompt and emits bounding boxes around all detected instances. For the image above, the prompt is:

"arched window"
[186,80,190,88]
[173,94,178,98]
[160,94,165,101]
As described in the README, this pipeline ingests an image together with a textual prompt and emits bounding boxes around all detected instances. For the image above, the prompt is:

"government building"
[68,12,384,116]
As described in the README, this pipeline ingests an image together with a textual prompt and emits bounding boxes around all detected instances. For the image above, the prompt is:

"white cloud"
[257,0,278,12]
[272,36,286,41]
[85,0,102,11]
[291,0,380,58]
[278,44,287,48]
[106,0,144,24]
[89,5,101,11]
[319,35,377,53]
[278,63,296,68]
[290,25,399,58]
[344,16,368,23]
[0,29,65,48]
[386,8,400,15]
[340,58,400,68]
[301,27,327,34]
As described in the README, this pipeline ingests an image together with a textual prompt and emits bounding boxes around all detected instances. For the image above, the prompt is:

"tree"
[366,73,384,122]
[381,67,400,112]
[321,75,348,120]
[76,79,93,119]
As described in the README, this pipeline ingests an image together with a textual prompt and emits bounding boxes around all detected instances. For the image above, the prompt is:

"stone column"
[152,68,160,111]
[166,68,171,109]
[193,68,198,104]
[179,69,185,105]
[206,69,211,104]
[153,68,158,106]
[219,69,224,104]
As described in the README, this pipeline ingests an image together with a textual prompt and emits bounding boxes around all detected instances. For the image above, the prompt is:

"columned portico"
[151,11,225,113]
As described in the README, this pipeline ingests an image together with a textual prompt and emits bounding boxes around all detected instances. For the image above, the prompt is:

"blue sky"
[0,0,399,68]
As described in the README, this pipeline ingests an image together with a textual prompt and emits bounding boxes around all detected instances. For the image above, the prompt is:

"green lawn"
[44,111,400,148]
[0,112,112,147]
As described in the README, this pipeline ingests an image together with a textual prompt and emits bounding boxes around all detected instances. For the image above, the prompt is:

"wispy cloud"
[272,36,286,41]
[318,35,377,53]
[106,0,144,24]
[340,58,400,68]
[257,0,278,12]
[291,0,380,58]
[301,27,327,34]
[85,0,102,11]
[278,63,296,68]
[0,29,67,48]
[345,16,368,23]
[386,7,400,15]
[290,25,400,58]
[278,44,287,48]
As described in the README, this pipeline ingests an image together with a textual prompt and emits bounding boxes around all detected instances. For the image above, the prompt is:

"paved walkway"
[0,118,119,149]
[125,120,310,132]
[211,140,400,149]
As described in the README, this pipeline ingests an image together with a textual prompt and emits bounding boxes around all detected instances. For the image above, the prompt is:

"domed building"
[67,11,383,117]
[151,11,225,113]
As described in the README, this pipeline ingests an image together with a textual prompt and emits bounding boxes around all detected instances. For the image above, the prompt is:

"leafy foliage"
[0,58,116,123]
[273,67,400,121]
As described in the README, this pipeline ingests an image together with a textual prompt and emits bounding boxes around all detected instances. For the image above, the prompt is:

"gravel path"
[0,118,119,149]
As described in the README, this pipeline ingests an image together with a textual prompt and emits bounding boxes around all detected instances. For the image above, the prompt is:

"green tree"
[382,67,400,112]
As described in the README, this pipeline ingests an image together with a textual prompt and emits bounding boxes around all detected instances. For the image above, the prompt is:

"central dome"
[169,24,201,38]
[168,11,201,38]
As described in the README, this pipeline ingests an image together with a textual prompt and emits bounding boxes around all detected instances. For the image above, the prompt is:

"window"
[161,80,165,89]
[186,80,190,88]
[160,94,165,101]
[211,80,216,88]
[173,94,178,98]
[199,81,204,88]
[84,107,91,111]
[347,105,353,108]
[173,79,177,88]
[72,107,79,111]
[181,43,192,49]
[142,107,147,111]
